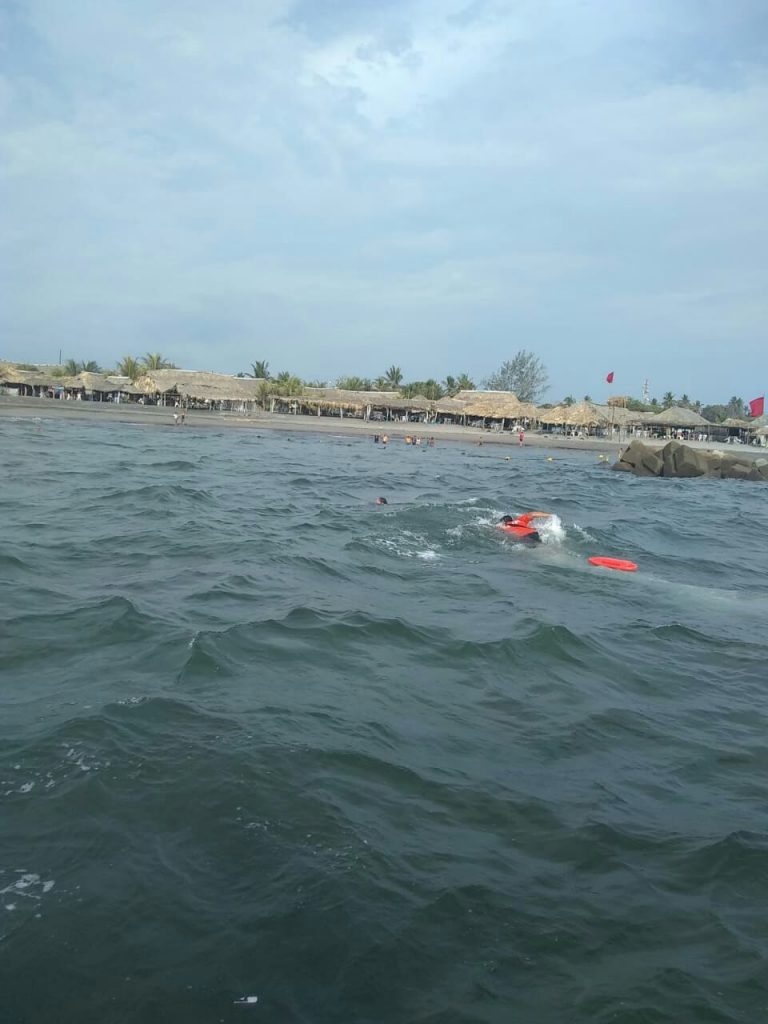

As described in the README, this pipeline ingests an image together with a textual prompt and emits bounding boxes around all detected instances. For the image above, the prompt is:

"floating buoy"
[588,556,638,572]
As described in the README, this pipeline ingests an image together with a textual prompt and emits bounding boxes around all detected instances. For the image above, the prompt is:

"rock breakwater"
[613,439,768,481]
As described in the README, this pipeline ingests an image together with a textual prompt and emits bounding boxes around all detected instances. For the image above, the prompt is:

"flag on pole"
[748,396,764,418]
[606,371,614,384]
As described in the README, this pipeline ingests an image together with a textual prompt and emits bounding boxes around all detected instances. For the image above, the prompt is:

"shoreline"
[1,395,762,459]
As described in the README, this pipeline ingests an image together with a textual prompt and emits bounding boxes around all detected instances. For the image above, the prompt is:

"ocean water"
[1,416,767,1024]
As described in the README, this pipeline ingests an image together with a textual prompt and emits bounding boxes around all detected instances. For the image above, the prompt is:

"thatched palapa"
[135,369,266,406]
[648,406,710,427]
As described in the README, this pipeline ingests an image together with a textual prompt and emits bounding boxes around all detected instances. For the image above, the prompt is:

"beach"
[2,394,759,457]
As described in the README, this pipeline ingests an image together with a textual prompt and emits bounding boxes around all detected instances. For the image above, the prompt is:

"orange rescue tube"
[588,556,638,572]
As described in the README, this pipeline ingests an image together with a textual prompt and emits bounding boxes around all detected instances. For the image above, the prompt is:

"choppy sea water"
[1,416,767,1024]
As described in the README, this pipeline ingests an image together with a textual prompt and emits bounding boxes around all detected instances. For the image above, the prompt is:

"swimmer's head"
[376,496,388,505]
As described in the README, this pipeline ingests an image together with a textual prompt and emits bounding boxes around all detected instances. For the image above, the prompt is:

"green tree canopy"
[380,365,403,389]
[248,360,270,379]
[117,355,142,380]
[401,379,444,400]
[336,375,373,391]
[143,352,175,370]
[483,350,548,402]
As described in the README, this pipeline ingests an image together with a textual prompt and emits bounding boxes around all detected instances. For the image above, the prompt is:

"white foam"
[416,549,439,561]
[537,514,566,545]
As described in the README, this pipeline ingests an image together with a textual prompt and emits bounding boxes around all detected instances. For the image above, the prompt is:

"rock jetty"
[613,440,768,481]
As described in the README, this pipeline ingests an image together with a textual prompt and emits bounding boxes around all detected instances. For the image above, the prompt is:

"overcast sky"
[2,0,766,401]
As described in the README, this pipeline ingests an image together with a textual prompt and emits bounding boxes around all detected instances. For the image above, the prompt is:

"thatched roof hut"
[454,390,529,420]
[135,369,265,403]
[720,417,750,428]
[433,396,468,415]
[563,401,612,428]
[538,404,570,424]
[299,388,401,412]
[0,364,60,388]
[648,406,710,427]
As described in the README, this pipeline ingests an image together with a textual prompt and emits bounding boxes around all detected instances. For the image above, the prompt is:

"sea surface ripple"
[1,417,767,1023]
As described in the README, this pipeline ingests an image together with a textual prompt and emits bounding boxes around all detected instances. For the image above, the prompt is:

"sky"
[1,0,766,402]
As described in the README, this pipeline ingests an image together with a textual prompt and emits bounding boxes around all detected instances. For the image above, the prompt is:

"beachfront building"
[0,365,144,402]
[134,369,266,412]
[433,390,538,431]
[646,406,712,440]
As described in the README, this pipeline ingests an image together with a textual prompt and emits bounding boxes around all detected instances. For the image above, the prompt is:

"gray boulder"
[613,439,663,476]
[660,440,718,478]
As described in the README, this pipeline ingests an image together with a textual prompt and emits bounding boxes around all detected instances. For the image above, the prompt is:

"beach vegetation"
[442,374,474,396]
[256,380,273,408]
[484,350,548,402]
[247,361,270,380]
[336,375,374,391]
[142,352,175,370]
[273,373,304,396]
[379,365,403,389]
[662,391,675,408]
[563,395,575,405]
[117,356,142,380]
[401,379,444,400]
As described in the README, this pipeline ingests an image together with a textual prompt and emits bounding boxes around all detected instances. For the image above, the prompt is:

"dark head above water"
[376,496,388,505]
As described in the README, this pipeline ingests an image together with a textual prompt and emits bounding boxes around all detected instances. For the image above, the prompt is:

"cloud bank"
[2,0,766,399]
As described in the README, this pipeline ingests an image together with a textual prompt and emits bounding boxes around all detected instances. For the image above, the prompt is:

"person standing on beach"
[518,429,525,446]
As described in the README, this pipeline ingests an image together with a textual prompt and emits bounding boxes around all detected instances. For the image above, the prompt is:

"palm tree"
[563,395,575,406]
[117,355,142,380]
[662,391,675,408]
[62,358,80,376]
[256,379,273,408]
[381,365,403,389]
[442,375,458,396]
[143,352,174,370]
[583,394,592,402]
[79,360,102,373]
[455,373,475,391]
[679,393,690,408]
[248,360,270,380]
[273,374,304,396]
[336,375,373,391]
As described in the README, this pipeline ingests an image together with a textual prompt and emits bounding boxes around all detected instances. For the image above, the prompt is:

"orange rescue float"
[588,556,638,572]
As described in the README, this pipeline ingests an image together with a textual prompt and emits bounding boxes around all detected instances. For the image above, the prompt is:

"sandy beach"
[1,394,761,459]
[1,394,619,451]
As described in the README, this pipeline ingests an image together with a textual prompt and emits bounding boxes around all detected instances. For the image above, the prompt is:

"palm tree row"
[51,353,176,380]
[241,361,475,400]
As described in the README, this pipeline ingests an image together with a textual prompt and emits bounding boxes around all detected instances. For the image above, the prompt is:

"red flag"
[749,396,764,418]
[606,371,614,384]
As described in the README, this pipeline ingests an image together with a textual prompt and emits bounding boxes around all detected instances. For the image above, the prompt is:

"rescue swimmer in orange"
[497,511,552,543]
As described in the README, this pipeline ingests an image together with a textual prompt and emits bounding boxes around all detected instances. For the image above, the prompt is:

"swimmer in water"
[376,496,388,505]
[498,512,543,543]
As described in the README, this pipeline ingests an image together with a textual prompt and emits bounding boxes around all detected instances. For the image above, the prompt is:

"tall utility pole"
[642,379,650,404]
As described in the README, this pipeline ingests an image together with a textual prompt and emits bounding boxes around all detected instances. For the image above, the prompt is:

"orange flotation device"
[588,556,638,572]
